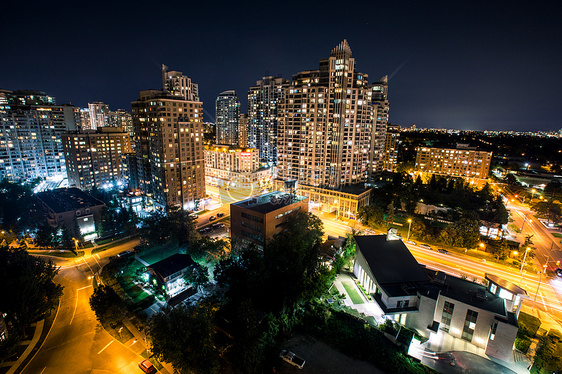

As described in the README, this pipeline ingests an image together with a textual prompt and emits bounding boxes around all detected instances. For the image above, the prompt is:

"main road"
[23,240,149,374]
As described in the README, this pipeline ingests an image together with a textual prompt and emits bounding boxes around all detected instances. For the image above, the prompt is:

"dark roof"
[36,188,105,213]
[485,273,528,296]
[424,269,507,316]
[354,235,430,296]
[233,192,307,214]
[148,254,195,279]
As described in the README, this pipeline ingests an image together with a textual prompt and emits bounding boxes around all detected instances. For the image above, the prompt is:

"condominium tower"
[131,72,205,210]
[248,76,290,164]
[215,90,240,146]
[0,90,78,181]
[277,40,385,189]
[62,127,132,190]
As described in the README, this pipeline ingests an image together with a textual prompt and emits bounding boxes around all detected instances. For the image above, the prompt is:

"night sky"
[2,0,561,131]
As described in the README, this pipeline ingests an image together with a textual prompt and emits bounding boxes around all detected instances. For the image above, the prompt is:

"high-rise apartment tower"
[248,76,290,164]
[215,90,240,146]
[277,40,386,189]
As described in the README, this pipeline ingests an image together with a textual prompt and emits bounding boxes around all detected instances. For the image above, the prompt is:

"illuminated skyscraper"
[248,76,290,164]
[0,90,78,181]
[278,40,385,189]
[370,76,390,175]
[130,68,205,210]
[215,90,240,146]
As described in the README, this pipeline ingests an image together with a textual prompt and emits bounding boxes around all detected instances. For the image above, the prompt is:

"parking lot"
[275,334,384,374]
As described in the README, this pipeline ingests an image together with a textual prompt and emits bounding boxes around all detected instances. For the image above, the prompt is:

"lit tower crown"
[330,39,353,58]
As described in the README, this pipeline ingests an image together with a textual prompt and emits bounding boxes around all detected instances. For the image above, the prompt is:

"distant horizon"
[2,1,560,132]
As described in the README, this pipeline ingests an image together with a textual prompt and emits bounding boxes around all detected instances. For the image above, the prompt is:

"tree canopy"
[0,245,63,333]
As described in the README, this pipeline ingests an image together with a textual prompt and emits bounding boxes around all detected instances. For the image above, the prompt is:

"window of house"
[462,309,478,342]
[441,301,454,332]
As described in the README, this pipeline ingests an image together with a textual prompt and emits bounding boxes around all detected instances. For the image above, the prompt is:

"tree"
[490,239,510,260]
[149,303,220,374]
[89,285,126,327]
[184,263,209,291]
[35,224,58,249]
[0,246,63,333]
[385,201,395,226]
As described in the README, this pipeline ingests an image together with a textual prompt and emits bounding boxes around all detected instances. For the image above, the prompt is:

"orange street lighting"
[407,218,412,241]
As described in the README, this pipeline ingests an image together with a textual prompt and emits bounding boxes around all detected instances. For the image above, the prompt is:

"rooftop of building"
[485,273,527,296]
[424,269,507,317]
[36,188,105,213]
[148,253,195,279]
[232,191,307,214]
[354,235,430,297]
[205,144,257,153]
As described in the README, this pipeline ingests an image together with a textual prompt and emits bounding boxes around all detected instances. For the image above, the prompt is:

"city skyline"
[2,1,561,132]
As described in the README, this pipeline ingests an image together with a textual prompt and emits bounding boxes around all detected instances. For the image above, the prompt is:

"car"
[217,212,225,217]
[209,216,216,221]
[405,240,417,245]
[437,248,449,254]
[555,268,562,277]
[217,223,225,229]
[138,359,156,373]
[279,349,306,369]
[419,244,432,250]
[118,251,133,257]
[211,223,220,229]
[189,212,198,219]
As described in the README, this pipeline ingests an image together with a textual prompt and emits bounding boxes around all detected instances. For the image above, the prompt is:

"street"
[22,240,148,374]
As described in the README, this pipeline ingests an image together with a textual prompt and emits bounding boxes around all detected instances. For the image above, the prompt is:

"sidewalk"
[5,320,44,374]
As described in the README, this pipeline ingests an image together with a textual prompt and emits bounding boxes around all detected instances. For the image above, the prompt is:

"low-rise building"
[353,234,525,363]
[36,188,105,240]
[147,254,195,299]
[230,191,308,249]
[204,144,272,192]
[415,145,492,185]
[274,179,371,220]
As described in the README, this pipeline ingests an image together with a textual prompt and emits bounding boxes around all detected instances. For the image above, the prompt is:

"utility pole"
[532,268,543,309]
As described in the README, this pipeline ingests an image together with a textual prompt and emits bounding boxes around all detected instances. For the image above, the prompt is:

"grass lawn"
[137,244,180,265]
[342,282,364,304]
[29,250,84,258]
[552,233,562,238]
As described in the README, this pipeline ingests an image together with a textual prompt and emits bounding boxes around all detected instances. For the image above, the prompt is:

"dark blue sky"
[2,0,561,131]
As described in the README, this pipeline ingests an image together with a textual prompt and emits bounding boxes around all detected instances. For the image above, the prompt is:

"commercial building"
[277,40,386,189]
[36,187,105,240]
[353,234,525,363]
[62,127,132,190]
[415,145,492,183]
[230,191,308,249]
[0,90,79,182]
[130,68,206,210]
[215,90,240,146]
[204,145,271,191]
[274,179,371,219]
[248,76,290,164]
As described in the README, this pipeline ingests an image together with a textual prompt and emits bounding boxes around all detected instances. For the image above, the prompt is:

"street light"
[518,247,531,285]
[531,189,536,202]
[407,218,412,241]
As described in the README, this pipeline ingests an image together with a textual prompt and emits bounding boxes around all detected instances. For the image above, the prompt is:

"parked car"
[138,359,156,373]
[437,248,449,254]
[209,216,216,221]
[217,223,225,229]
[211,223,220,229]
[419,244,432,250]
[118,251,133,257]
[198,227,212,234]
[555,268,562,277]
[279,349,305,369]
[405,240,417,245]
[217,212,225,217]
